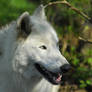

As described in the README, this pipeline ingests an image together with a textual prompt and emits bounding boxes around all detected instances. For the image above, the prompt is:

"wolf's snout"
[60,64,71,73]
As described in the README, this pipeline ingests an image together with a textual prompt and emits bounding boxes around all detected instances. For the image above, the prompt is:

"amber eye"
[39,45,47,50]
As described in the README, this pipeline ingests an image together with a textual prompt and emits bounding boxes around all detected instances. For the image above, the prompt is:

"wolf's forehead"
[30,17,59,43]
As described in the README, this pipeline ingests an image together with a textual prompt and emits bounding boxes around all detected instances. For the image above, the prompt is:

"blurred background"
[0,0,92,92]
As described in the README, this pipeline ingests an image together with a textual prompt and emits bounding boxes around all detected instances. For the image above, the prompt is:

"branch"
[79,36,92,44]
[45,0,92,44]
[44,0,91,21]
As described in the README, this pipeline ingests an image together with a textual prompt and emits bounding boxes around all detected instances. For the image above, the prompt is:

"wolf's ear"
[17,12,31,35]
[33,5,46,20]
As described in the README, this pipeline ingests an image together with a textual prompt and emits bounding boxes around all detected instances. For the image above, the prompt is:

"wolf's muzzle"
[35,63,71,85]
[60,64,71,74]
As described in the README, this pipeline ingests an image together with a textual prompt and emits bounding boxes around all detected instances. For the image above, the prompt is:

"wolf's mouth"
[35,63,62,85]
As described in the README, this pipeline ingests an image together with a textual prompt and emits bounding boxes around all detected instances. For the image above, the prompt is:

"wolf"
[0,5,70,92]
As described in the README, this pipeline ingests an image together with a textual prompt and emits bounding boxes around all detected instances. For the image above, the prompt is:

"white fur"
[0,5,69,92]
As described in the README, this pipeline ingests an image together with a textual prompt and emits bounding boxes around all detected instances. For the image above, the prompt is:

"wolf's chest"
[30,79,59,92]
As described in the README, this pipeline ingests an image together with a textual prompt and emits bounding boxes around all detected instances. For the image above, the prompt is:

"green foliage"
[64,43,92,87]
[0,0,37,25]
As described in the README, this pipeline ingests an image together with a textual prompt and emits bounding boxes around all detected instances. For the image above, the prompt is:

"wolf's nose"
[60,64,71,73]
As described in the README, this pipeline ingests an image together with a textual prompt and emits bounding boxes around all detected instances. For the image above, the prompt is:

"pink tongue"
[56,74,62,82]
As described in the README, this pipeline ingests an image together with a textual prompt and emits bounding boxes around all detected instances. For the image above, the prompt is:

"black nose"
[60,64,71,73]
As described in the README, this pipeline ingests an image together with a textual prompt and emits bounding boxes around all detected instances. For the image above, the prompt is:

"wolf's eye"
[39,45,47,50]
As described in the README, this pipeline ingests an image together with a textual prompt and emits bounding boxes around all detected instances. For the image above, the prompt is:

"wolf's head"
[13,5,70,85]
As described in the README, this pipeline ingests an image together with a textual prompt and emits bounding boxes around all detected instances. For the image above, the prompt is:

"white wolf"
[0,5,70,92]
